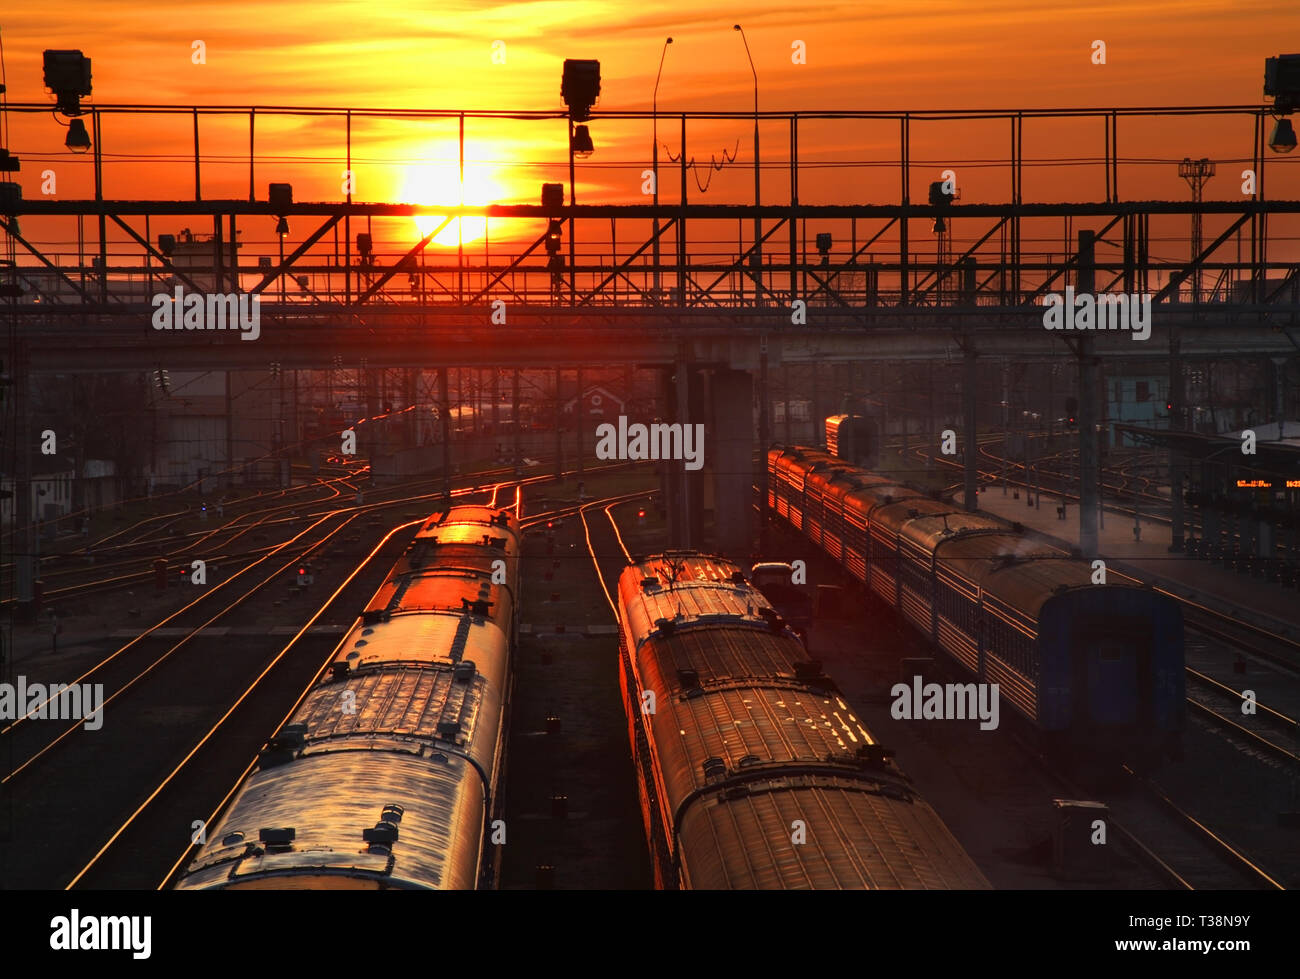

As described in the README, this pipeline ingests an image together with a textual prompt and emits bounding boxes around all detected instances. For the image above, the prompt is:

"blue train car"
[767,447,1186,764]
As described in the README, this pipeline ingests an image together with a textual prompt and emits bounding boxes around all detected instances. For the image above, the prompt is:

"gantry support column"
[963,342,978,512]
[554,367,564,482]
[438,367,452,503]
[711,368,755,558]
[757,339,771,537]
[13,342,35,621]
[674,347,693,549]
[511,369,522,476]
[1077,230,1100,558]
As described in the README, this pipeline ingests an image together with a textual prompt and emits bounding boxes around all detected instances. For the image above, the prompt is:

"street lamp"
[64,118,91,153]
[652,37,673,299]
[734,25,760,298]
[1269,117,1297,153]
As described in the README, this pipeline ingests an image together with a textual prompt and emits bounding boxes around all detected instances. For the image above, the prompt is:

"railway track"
[1,463,566,607]
[1184,667,1300,768]
[0,471,645,889]
[1082,766,1284,890]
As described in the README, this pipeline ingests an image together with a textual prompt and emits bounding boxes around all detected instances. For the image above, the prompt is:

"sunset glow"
[401,159,500,247]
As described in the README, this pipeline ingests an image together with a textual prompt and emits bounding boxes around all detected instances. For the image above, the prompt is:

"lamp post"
[734,25,760,301]
[652,37,673,300]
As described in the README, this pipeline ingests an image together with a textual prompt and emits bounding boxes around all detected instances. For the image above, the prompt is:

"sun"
[402,162,495,247]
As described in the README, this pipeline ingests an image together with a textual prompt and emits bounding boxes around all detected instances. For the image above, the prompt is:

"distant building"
[1109,375,1168,447]
[564,385,626,418]
[1,458,116,527]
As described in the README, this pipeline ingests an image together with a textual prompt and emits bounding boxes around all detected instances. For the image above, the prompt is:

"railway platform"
[971,486,1297,635]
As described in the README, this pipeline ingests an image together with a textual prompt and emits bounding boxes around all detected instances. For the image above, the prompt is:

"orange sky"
[2,1,1298,259]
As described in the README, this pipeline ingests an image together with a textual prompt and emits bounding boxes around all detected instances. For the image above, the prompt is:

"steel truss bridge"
[0,102,1297,372]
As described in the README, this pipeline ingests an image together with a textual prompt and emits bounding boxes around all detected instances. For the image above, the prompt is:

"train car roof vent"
[363,821,399,845]
[907,507,920,518]
[380,804,405,823]
[737,754,762,768]
[437,719,462,739]
[270,723,307,749]
[730,570,746,584]
[462,598,491,618]
[329,660,351,679]
[641,576,660,591]
[654,617,677,636]
[701,757,727,781]
[486,535,507,549]
[856,744,895,765]
[793,660,825,680]
[490,512,511,526]
[1011,521,1025,533]
[258,827,295,852]
[676,667,700,689]
[361,609,391,625]
[453,660,476,683]
[758,608,787,634]
[221,831,245,847]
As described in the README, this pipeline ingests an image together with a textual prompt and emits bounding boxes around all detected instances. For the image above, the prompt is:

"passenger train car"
[768,446,1185,763]
[617,552,991,890]
[175,505,520,890]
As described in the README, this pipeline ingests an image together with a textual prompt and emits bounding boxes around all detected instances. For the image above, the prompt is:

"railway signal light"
[545,218,562,254]
[637,507,646,525]
[297,564,313,587]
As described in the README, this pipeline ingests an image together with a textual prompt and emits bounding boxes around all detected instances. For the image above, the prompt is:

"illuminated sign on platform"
[1236,479,1300,488]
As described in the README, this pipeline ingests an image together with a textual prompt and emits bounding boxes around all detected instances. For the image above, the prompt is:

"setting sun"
[401,160,498,247]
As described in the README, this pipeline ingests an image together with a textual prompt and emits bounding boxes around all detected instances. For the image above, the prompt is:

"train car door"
[1071,622,1153,728]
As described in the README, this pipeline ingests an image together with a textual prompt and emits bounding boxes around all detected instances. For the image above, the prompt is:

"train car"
[825,413,878,468]
[617,552,990,890]
[766,447,1184,763]
[174,505,521,890]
